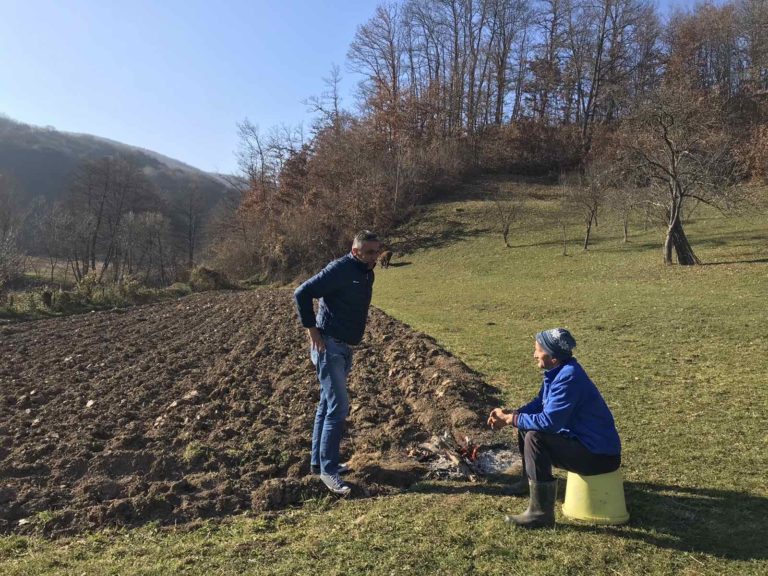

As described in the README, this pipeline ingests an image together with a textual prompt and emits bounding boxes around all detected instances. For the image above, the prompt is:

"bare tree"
[738,0,768,92]
[527,0,567,122]
[31,199,71,283]
[486,0,531,124]
[562,0,657,157]
[608,183,645,243]
[182,181,205,273]
[621,82,743,264]
[236,120,274,195]
[66,156,154,282]
[562,160,614,249]
[115,211,173,285]
[305,64,347,136]
[348,2,405,138]
[0,173,27,293]
[488,184,523,246]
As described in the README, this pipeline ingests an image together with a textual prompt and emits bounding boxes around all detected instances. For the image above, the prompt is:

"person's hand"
[487,407,514,430]
[308,327,325,352]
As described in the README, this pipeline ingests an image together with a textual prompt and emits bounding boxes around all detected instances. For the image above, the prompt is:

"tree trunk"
[622,212,630,242]
[561,223,568,256]
[187,217,195,271]
[664,214,700,265]
[158,235,167,286]
[583,215,593,250]
[71,257,83,283]
[393,152,401,212]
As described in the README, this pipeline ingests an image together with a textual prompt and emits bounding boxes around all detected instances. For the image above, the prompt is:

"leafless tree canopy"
[620,81,745,264]
[210,0,765,276]
[5,154,221,290]
[0,173,27,292]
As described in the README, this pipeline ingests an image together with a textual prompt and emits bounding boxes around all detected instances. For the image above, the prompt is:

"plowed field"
[0,289,501,536]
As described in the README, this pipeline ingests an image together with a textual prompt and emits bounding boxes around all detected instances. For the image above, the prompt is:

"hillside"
[0,115,233,208]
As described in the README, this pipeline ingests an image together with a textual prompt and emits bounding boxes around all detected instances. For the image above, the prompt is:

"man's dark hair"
[352,230,380,248]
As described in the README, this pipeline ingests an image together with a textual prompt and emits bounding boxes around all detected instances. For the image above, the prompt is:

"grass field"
[2,176,767,575]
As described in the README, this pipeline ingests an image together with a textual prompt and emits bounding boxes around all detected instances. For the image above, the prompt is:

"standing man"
[294,231,382,495]
[487,328,621,528]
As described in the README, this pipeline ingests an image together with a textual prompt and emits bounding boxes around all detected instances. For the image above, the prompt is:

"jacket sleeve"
[293,261,346,328]
[516,385,544,414]
[515,370,579,433]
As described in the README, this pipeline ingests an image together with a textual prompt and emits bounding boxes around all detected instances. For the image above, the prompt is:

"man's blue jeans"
[310,336,352,475]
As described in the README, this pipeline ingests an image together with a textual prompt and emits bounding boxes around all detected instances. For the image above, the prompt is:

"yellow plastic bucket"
[562,470,629,525]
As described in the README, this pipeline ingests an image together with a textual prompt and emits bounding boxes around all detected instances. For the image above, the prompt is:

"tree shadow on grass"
[392,226,487,256]
[700,257,768,266]
[406,476,527,498]
[502,238,575,250]
[420,173,559,204]
[407,479,767,561]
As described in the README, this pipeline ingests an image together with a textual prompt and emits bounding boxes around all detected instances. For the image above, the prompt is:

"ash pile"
[410,431,521,481]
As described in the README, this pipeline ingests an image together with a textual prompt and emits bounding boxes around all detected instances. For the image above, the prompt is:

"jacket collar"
[348,252,373,272]
[543,357,575,380]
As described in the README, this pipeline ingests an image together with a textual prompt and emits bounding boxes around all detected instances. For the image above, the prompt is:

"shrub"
[475,123,583,175]
[166,282,193,296]
[190,266,234,291]
[75,271,100,299]
[118,275,142,299]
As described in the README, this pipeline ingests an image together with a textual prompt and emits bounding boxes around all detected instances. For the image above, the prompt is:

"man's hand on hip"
[308,327,325,352]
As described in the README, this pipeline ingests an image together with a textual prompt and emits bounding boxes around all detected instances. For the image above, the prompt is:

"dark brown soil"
[0,289,501,536]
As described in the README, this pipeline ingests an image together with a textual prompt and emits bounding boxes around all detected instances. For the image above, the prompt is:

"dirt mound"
[0,289,502,536]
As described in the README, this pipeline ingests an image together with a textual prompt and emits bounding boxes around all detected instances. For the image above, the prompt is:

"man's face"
[533,341,559,370]
[352,241,382,269]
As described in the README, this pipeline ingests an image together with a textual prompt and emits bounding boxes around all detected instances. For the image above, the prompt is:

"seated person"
[487,328,621,529]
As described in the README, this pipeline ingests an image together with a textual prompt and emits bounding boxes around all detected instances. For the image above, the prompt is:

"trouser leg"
[312,340,351,475]
[519,430,621,482]
[310,392,326,470]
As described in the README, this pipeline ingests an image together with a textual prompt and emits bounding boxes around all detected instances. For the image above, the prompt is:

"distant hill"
[0,115,235,209]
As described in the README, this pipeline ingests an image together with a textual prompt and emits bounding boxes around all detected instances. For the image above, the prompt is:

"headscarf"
[535,328,576,360]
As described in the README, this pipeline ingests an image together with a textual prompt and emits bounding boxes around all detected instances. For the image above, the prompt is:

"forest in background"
[216,0,767,277]
[2,0,767,295]
[0,119,237,295]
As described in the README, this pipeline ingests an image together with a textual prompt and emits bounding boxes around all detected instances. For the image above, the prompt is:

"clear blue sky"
[0,0,381,174]
[1,0,697,175]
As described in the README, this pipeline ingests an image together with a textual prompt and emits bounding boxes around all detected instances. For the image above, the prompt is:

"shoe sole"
[319,475,351,496]
[504,514,555,528]
[327,487,351,496]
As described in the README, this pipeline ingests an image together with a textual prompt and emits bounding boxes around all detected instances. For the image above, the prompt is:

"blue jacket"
[294,253,374,345]
[516,359,621,455]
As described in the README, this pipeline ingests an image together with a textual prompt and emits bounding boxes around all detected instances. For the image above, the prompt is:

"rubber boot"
[506,480,557,529]
[503,476,529,496]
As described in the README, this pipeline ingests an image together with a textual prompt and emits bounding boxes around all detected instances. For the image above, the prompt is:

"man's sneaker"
[320,473,351,496]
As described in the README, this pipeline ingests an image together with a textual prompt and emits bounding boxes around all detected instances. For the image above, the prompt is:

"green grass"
[2,178,767,575]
